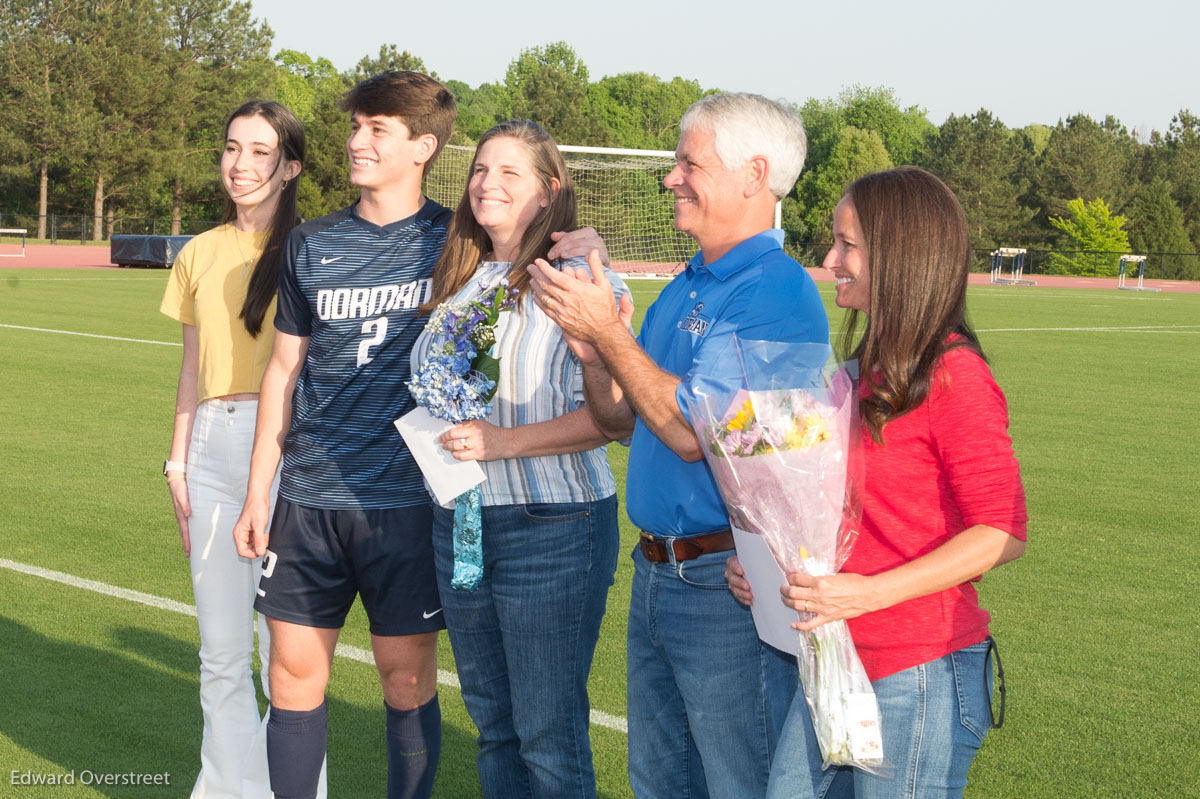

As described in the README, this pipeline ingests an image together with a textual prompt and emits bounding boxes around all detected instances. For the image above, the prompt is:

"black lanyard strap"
[987,635,1006,729]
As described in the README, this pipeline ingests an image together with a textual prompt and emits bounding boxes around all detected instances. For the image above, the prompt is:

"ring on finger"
[804,600,810,613]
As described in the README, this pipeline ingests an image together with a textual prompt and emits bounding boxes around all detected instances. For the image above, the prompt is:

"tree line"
[2,1,1197,277]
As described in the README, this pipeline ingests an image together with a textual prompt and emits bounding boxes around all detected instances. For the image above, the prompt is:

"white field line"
[971,292,1174,302]
[620,273,680,281]
[976,294,1174,302]
[0,276,164,281]
[976,324,1200,333]
[828,324,1199,338]
[0,324,180,347]
[0,556,628,734]
[814,285,1179,302]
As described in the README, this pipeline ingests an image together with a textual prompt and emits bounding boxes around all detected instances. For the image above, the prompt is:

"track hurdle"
[1117,255,1160,292]
[990,247,1035,285]
[0,228,26,258]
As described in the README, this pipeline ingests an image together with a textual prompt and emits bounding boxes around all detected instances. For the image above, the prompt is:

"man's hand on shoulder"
[547,228,609,266]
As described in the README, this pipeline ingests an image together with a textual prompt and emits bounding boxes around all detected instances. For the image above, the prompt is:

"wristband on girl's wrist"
[163,459,188,476]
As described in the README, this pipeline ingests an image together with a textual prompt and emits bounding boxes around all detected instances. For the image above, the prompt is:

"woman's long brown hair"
[422,120,576,313]
[218,100,306,337]
[839,166,984,443]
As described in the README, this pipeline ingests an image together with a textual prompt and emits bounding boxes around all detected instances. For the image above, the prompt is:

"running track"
[7,243,1199,294]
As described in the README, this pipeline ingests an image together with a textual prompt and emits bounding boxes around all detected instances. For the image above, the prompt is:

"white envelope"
[731,525,800,655]
[394,407,486,506]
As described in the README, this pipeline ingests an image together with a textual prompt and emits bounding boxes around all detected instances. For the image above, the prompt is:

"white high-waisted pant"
[186,398,326,799]
[186,398,272,799]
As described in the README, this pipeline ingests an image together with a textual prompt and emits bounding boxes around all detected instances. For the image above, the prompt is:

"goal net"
[424,144,695,272]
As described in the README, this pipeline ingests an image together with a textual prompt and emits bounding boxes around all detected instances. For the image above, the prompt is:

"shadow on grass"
[0,617,486,797]
[110,625,200,676]
[0,615,195,796]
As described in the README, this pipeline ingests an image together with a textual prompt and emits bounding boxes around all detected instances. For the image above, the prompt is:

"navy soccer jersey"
[274,200,451,509]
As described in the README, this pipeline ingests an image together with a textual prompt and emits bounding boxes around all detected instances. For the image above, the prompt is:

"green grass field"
[1,268,1198,798]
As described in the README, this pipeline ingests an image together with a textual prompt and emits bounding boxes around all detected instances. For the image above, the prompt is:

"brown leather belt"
[638,529,734,564]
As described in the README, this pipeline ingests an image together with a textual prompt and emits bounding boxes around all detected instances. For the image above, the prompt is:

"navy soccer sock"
[386,694,442,799]
[266,701,328,799]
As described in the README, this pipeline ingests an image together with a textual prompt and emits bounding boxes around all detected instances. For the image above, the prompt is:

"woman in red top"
[727,166,1027,798]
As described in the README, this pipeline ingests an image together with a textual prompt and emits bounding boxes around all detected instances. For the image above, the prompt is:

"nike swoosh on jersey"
[320,256,344,265]
[422,608,443,619]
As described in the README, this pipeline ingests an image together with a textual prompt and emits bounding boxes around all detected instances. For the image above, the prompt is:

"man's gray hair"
[680,92,807,200]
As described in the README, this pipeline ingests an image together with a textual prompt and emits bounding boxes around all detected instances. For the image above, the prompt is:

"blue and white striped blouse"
[410,258,630,506]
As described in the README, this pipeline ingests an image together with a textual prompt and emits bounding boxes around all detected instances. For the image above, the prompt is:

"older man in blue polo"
[529,92,828,799]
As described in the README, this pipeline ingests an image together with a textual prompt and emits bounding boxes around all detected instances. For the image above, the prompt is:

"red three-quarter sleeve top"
[844,346,1028,682]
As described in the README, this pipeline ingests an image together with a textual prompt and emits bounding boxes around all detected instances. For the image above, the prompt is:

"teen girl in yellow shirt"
[159,100,322,799]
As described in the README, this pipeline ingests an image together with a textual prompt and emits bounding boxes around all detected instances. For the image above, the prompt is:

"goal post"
[424,144,697,274]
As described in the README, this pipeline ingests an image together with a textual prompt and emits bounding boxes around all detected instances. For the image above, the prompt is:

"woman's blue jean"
[766,640,995,799]
[431,495,619,799]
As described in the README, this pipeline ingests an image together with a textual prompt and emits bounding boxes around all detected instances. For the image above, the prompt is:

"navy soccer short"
[254,499,444,636]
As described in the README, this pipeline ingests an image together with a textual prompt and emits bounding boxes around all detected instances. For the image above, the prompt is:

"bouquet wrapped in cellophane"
[686,337,884,771]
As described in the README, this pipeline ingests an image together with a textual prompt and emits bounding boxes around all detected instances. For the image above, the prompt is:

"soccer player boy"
[232,71,454,799]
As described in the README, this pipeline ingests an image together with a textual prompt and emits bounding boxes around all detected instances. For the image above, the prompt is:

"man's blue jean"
[432,496,618,799]
[766,639,995,799]
[627,547,797,799]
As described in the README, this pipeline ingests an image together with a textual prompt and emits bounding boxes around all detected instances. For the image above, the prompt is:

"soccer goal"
[424,144,696,275]
[0,228,26,258]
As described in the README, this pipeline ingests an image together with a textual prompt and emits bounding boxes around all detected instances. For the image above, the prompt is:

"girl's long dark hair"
[840,166,984,443]
[422,120,576,313]
[219,100,306,337]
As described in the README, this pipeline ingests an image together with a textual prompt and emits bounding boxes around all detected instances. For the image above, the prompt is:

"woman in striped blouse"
[410,119,630,799]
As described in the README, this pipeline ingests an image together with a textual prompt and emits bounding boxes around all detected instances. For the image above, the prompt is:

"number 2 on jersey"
[357,317,387,366]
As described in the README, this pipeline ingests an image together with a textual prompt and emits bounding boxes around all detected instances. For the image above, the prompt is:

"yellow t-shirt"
[160,223,277,402]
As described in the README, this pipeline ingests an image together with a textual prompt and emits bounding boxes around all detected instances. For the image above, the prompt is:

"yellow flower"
[784,425,806,449]
[785,415,830,449]
[726,399,755,431]
[802,415,830,448]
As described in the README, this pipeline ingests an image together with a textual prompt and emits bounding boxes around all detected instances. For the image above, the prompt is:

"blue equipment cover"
[110,234,194,267]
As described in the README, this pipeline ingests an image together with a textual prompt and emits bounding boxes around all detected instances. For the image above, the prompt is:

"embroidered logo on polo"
[678,301,711,336]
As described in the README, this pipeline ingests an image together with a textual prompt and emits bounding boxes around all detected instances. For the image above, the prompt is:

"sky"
[249,0,1196,138]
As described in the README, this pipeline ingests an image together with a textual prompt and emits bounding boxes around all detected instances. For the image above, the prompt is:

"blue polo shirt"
[626,229,829,537]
